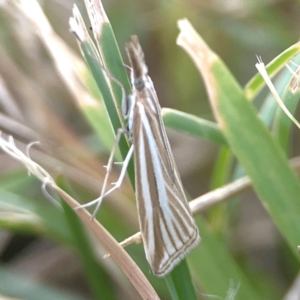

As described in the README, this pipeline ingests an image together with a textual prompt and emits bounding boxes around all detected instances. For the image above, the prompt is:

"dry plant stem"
[3,139,138,229]
[9,1,138,224]
[120,177,251,246]
[256,59,300,128]
[13,0,101,111]
[11,0,134,197]
[0,76,24,122]
[0,37,108,181]
[189,176,250,213]
[104,232,143,258]
[0,135,157,300]
[52,185,159,300]
[0,113,41,141]
[31,148,138,229]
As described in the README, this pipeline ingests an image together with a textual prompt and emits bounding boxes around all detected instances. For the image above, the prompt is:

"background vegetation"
[1,0,300,299]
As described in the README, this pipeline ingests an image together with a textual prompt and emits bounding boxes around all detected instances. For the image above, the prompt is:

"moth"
[80,35,201,276]
[121,36,200,276]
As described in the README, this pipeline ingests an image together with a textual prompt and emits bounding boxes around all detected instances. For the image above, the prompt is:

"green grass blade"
[72,5,134,186]
[273,80,300,151]
[0,189,72,244]
[162,108,227,146]
[213,58,300,260]
[210,147,233,188]
[85,0,131,102]
[79,39,123,136]
[165,260,197,300]
[189,217,266,299]
[208,147,233,234]
[178,19,300,261]
[258,58,300,129]
[271,54,300,151]
[245,42,300,100]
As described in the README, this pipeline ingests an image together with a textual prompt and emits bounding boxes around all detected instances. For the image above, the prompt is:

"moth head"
[126,35,148,86]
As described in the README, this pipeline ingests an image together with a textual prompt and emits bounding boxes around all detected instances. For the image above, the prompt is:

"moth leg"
[104,145,134,197]
[103,231,142,259]
[76,128,128,217]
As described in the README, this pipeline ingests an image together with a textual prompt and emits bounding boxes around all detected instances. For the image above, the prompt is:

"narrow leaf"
[177,19,300,261]
[162,108,227,146]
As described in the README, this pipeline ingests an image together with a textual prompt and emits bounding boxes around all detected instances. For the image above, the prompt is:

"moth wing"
[133,97,200,276]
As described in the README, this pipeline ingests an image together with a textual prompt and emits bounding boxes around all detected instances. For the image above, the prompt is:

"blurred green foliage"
[1,0,300,299]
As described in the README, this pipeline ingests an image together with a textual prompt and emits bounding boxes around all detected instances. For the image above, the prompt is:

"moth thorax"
[134,77,145,90]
